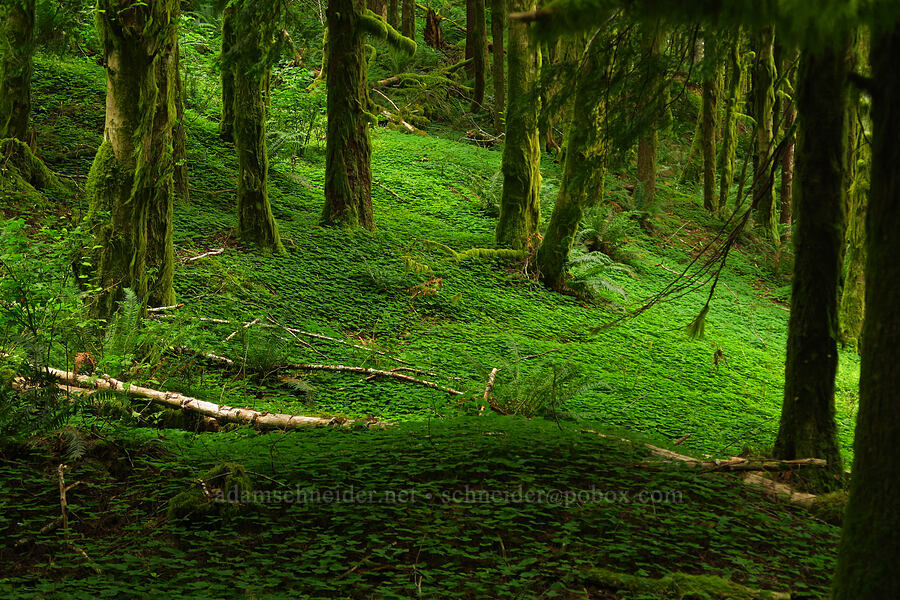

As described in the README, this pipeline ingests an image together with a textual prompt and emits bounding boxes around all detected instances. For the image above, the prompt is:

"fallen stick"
[147,303,184,313]
[185,248,225,262]
[223,318,259,343]
[152,314,412,365]
[482,368,499,402]
[43,367,378,429]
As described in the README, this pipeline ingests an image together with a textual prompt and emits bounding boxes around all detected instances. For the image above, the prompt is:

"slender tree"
[701,34,723,212]
[86,0,179,315]
[778,49,798,228]
[322,0,415,229]
[838,34,869,352]
[496,0,541,249]
[832,22,900,600]
[717,29,743,212]
[751,26,778,241]
[219,4,236,143]
[772,39,849,492]
[401,0,415,39]
[0,0,35,141]
[536,40,607,288]
[388,0,398,28]
[635,24,661,205]
[466,0,488,111]
[173,40,189,201]
[490,0,505,132]
[228,0,284,251]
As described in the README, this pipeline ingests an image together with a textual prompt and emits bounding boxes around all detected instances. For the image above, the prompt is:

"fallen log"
[43,367,380,429]
[582,429,823,506]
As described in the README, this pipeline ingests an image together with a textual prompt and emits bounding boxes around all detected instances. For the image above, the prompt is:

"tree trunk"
[752,26,778,241]
[219,5,236,143]
[635,25,660,205]
[322,0,375,229]
[718,30,743,212]
[366,0,387,18]
[173,39,189,202]
[147,23,179,307]
[424,9,443,50]
[401,0,415,39]
[536,42,606,289]
[701,35,722,212]
[772,41,848,493]
[779,99,795,227]
[495,0,541,249]
[87,0,179,316]
[466,0,488,112]
[838,35,869,353]
[388,0,398,28]
[832,24,900,600]
[0,0,35,141]
[490,0,505,132]
[232,4,283,251]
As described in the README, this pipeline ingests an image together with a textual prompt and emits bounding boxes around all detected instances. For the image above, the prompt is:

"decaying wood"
[43,367,379,429]
[223,318,259,343]
[483,367,499,402]
[582,429,823,506]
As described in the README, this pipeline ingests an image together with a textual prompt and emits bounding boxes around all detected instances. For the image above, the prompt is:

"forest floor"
[0,53,852,598]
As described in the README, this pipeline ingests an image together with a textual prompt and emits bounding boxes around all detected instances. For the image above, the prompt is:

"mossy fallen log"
[583,568,792,599]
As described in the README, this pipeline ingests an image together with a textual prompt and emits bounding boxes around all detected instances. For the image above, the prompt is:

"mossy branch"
[360,10,416,56]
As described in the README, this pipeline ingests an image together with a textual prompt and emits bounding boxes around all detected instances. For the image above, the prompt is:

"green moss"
[584,567,790,599]
[0,137,66,200]
[167,462,254,520]
[0,0,35,140]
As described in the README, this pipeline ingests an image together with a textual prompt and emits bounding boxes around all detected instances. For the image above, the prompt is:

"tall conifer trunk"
[219,5,236,143]
[718,30,743,212]
[772,40,848,492]
[635,25,660,205]
[496,0,541,249]
[832,24,900,600]
[173,40,189,202]
[490,0,505,132]
[701,35,722,212]
[0,0,35,141]
[752,26,778,240]
[87,0,179,315]
[401,0,415,39]
[466,0,488,112]
[536,42,606,289]
[231,0,283,251]
[322,0,374,229]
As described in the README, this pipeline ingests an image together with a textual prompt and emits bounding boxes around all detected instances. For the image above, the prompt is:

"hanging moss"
[495,0,541,249]
[0,0,35,140]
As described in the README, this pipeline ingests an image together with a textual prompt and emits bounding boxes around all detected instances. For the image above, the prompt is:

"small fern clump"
[566,250,633,304]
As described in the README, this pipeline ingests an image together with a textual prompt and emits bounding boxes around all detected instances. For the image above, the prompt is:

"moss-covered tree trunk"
[778,50,798,228]
[831,24,900,600]
[466,0,488,112]
[232,0,283,251]
[536,43,606,289]
[717,30,743,212]
[322,0,415,229]
[322,0,374,229]
[87,0,179,316]
[495,0,541,249]
[146,24,178,307]
[0,0,35,141]
[219,4,236,143]
[424,8,443,49]
[635,26,660,205]
[838,35,869,353]
[490,0,505,132]
[772,40,848,493]
[752,26,778,241]
[401,0,414,39]
[701,35,723,212]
